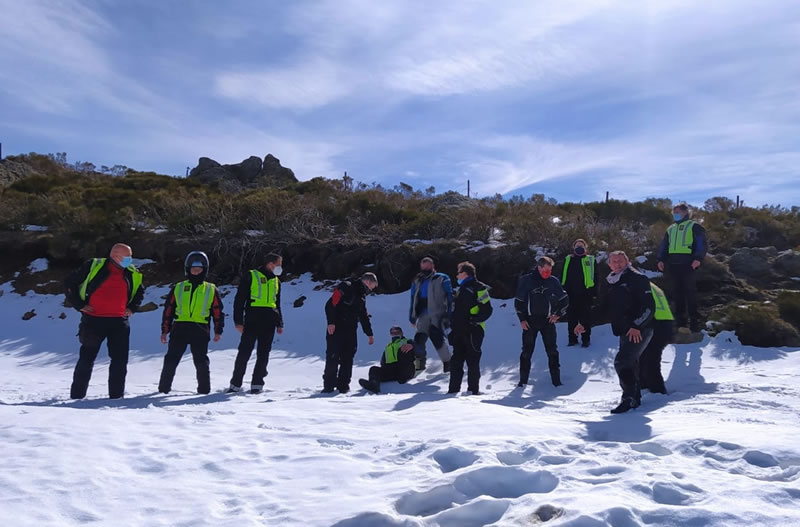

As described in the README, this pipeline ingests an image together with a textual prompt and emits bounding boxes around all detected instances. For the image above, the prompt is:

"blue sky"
[1,0,799,206]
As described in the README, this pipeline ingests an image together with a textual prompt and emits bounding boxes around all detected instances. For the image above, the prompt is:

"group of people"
[63,203,706,414]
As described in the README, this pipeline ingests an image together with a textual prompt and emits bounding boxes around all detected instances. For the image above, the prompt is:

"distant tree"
[47,152,68,167]
[73,161,96,173]
[704,196,735,213]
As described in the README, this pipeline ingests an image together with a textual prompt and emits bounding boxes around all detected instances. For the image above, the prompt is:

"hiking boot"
[358,379,380,394]
[610,398,641,414]
[442,361,451,373]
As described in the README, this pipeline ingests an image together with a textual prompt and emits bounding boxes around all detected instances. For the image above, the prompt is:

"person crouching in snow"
[158,251,224,395]
[358,326,426,394]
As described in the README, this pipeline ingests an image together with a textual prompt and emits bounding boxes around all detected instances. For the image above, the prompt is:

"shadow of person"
[483,337,616,411]
[638,337,719,413]
[5,390,242,410]
[580,414,653,443]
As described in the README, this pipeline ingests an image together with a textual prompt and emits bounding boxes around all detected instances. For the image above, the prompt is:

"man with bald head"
[576,251,655,414]
[65,243,145,399]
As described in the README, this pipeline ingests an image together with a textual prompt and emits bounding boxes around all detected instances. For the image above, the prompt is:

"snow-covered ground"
[1,274,799,526]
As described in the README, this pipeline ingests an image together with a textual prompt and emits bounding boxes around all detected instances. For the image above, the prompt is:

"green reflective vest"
[561,255,595,289]
[174,280,216,323]
[469,287,491,330]
[667,220,696,255]
[384,337,411,364]
[79,258,142,305]
[249,270,279,308]
[651,283,674,321]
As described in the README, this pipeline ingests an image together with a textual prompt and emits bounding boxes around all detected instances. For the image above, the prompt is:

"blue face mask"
[574,246,586,256]
[673,213,685,222]
[457,278,466,285]
[119,256,133,268]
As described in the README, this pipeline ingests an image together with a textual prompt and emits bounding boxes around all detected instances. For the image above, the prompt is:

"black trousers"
[367,361,415,385]
[230,319,277,388]
[70,315,130,399]
[323,326,358,391]
[567,294,592,344]
[158,324,211,394]
[519,320,560,385]
[639,321,673,393]
[669,265,699,325]
[614,326,654,402]
[449,326,483,393]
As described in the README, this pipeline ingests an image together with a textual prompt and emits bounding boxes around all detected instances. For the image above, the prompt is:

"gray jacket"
[409,272,453,325]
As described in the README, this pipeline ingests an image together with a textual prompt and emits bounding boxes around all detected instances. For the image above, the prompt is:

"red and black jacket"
[64,259,145,312]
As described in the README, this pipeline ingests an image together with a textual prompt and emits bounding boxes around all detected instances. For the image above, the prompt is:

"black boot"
[550,369,562,387]
[442,361,451,373]
[581,339,590,348]
[610,397,640,414]
[567,340,578,347]
[358,378,380,393]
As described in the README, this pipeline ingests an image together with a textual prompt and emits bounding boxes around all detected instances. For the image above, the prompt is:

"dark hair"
[537,256,555,267]
[673,203,689,212]
[457,261,476,277]
[265,253,282,265]
[390,326,403,336]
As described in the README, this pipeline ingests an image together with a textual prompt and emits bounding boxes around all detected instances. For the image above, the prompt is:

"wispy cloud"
[1,0,799,205]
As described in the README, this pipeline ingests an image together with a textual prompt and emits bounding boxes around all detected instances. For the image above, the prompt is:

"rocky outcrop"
[188,154,297,189]
[0,158,37,186]
[774,250,800,277]
[728,247,777,277]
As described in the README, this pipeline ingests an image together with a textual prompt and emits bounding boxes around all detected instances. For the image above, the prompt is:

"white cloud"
[215,59,353,110]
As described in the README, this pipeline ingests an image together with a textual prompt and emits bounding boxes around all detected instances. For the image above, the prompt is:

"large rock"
[0,158,37,186]
[774,250,800,277]
[188,154,298,189]
[728,247,777,277]
[260,154,297,186]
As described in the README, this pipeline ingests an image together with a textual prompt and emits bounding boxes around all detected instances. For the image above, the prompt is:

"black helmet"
[184,251,209,279]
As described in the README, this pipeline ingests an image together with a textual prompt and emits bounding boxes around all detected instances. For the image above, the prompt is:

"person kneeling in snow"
[358,326,426,394]
[158,251,224,395]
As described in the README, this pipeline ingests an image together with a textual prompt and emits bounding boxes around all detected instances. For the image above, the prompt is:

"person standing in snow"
[576,251,655,413]
[448,262,493,395]
[639,283,675,395]
[561,239,596,348]
[158,251,224,395]
[322,273,378,393]
[409,256,454,373]
[358,326,426,394]
[64,243,145,399]
[515,256,570,388]
[228,253,284,394]
[656,203,707,332]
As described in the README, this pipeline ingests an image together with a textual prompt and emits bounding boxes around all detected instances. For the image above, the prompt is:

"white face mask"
[273,265,283,276]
